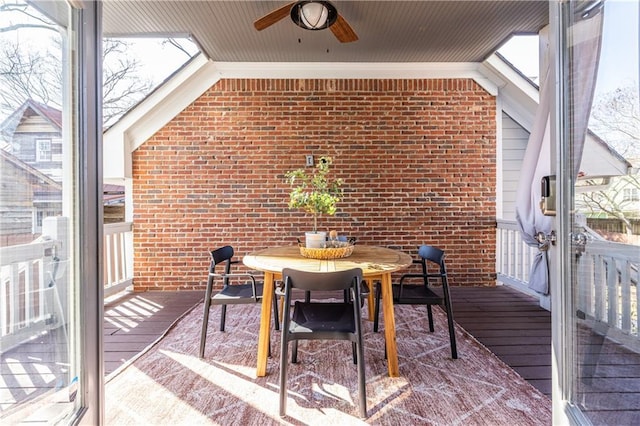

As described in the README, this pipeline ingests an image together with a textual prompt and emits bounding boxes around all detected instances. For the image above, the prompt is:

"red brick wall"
[132,79,496,291]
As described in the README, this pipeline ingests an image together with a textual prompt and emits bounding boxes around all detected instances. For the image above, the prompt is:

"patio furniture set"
[199,242,458,419]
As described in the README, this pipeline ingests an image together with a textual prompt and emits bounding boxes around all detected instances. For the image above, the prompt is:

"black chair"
[373,245,458,359]
[199,245,278,358]
[294,236,357,304]
[279,267,367,419]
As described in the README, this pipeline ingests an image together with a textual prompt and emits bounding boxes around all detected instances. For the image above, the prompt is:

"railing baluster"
[2,223,133,350]
[607,256,619,327]
[106,234,113,286]
[594,255,605,322]
[0,268,6,336]
[621,260,631,333]
[10,264,19,332]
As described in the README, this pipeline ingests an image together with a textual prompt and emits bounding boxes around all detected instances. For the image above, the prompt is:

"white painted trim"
[481,54,538,130]
[103,55,219,179]
[126,60,222,152]
[495,96,504,218]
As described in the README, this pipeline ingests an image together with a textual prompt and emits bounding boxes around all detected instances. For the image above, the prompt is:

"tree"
[0,0,194,126]
[578,84,640,237]
[589,84,640,158]
[0,37,62,115]
[578,175,640,236]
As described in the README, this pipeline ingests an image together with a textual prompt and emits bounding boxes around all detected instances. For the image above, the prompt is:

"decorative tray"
[298,242,354,260]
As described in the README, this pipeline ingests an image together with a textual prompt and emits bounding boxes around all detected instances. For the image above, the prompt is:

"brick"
[132,79,497,291]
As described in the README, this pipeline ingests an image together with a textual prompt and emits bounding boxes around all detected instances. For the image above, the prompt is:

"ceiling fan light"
[291,1,337,31]
[301,3,328,28]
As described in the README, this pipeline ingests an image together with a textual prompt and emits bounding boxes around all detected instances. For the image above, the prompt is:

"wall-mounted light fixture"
[290,1,338,30]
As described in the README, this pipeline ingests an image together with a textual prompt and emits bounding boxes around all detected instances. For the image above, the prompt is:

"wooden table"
[243,245,412,378]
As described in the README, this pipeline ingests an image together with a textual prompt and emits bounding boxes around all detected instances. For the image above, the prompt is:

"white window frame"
[36,138,52,162]
[623,187,639,202]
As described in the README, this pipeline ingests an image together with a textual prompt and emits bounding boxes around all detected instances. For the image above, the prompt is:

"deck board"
[449,285,552,397]
[103,290,203,375]
[6,284,640,422]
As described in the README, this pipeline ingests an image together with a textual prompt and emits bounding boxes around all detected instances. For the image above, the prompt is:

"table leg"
[365,278,375,321]
[380,272,399,377]
[256,271,274,377]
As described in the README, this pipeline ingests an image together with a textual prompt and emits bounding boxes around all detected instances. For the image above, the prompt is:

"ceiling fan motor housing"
[291,1,338,30]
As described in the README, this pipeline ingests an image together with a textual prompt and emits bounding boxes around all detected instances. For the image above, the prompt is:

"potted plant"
[285,156,344,248]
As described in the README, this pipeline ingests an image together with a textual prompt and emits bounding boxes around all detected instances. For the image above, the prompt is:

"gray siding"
[501,112,529,220]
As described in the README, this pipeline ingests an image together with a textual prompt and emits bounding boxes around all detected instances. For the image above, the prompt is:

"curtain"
[515,55,553,295]
[516,1,604,295]
[569,1,605,177]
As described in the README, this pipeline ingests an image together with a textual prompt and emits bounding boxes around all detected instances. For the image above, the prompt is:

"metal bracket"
[535,230,556,251]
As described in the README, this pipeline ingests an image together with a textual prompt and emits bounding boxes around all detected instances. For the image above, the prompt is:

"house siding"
[12,114,64,183]
[0,153,55,245]
[132,78,497,291]
[501,112,529,220]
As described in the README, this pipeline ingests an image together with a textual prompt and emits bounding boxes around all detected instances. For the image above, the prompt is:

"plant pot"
[305,231,327,248]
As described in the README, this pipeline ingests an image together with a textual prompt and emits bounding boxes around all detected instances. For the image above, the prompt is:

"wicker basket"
[299,242,354,259]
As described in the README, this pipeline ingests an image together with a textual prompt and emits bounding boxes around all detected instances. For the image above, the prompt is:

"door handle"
[535,230,556,250]
[570,232,589,255]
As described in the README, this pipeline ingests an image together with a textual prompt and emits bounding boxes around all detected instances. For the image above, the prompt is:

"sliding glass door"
[0,1,102,423]
[553,1,640,424]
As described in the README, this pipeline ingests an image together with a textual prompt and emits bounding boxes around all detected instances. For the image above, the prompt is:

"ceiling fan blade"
[330,14,358,43]
[254,2,295,31]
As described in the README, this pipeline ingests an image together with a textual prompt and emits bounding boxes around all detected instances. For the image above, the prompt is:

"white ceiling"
[102,1,549,63]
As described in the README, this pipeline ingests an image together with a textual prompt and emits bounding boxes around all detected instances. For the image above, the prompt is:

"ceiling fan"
[254,1,358,43]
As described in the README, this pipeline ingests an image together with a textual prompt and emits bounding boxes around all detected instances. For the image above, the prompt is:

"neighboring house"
[619,160,640,217]
[0,149,62,245]
[0,99,64,182]
[0,100,126,238]
[103,49,631,293]
[576,153,640,242]
[576,154,639,219]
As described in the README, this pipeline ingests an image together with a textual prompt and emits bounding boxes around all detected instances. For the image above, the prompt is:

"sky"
[498,0,639,99]
[121,38,199,86]
[596,0,639,95]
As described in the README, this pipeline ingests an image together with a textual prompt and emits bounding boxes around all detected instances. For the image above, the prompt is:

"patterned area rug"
[105,301,551,425]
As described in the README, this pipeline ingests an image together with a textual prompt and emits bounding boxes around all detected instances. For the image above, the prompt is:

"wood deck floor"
[8,284,640,423]
[449,286,552,397]
[104,290,203,375]
[1,285,551,419]
[101,285,553,395]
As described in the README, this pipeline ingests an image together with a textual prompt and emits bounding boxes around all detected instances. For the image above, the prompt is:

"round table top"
[243,245,413,277]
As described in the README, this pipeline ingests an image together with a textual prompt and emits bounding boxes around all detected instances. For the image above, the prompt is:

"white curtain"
[516,1,604,295]
[515,56,553,295]
[569,2,605,177]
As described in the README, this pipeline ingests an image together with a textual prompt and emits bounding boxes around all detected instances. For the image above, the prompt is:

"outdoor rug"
[105,300,551,425]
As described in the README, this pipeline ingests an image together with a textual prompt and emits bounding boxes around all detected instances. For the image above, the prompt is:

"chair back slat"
[418,245,444,265]
[211,245,234,266]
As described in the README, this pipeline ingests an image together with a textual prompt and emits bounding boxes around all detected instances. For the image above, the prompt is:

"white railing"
[497,219,639,343]
[1,221,134,353]
[496,219,538,289]
[103,222,134,298]
[578,239,639,342]
[0,238,62,353]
